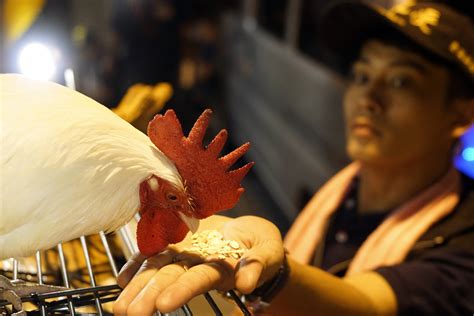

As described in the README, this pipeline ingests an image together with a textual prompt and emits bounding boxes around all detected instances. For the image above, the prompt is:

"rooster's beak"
[178,212,200,234]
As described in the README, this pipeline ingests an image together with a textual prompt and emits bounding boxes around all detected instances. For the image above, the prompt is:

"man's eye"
[389,76,411,88]
[350,71,369,85]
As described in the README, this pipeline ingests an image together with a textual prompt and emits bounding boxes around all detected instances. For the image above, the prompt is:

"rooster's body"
[0,74,182,259]
[0,74,252,259]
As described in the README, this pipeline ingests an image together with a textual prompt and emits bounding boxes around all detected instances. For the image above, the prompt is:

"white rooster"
[0,74,253,260]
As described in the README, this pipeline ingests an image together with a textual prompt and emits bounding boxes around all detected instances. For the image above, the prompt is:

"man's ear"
[451,98,474,138]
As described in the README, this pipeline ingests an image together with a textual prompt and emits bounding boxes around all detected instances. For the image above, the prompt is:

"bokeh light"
[455,127,474,178]
[18,43,56,80]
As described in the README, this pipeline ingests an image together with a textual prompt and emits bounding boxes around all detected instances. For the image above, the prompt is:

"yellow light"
[18,43,56,80]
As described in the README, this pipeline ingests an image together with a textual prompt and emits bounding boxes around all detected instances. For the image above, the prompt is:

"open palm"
[114,215,285,315]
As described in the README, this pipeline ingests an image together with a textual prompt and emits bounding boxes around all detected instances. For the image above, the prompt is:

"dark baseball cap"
[320,0,474,82]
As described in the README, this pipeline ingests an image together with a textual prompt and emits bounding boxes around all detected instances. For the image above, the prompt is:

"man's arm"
[115,215,399,315]
[267,257,397,316]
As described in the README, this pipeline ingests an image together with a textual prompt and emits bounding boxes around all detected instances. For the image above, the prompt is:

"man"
[114,0,474,315]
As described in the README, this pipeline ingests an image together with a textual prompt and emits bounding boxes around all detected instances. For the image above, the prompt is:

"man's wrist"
[243,253,290,312]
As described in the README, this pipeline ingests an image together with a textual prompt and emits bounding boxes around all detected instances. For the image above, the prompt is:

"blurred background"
[2,0,474,236]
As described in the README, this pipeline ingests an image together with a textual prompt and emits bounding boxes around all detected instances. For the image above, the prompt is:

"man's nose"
[356,84,384,115]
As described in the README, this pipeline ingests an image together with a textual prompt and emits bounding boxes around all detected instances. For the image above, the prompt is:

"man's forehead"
[356,39,437,70]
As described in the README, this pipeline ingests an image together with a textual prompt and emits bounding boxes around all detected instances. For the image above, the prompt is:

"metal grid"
[0,222,251,315]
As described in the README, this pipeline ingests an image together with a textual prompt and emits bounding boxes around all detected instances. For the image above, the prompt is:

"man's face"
[344,39,457,166]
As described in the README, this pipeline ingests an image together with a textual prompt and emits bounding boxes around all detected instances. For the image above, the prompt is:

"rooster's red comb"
[148,109,254,217]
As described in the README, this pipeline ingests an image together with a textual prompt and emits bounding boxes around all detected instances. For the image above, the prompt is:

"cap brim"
[319,1,404,63]
[319,0,474,84]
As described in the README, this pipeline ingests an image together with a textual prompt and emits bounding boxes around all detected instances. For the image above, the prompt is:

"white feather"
[0,74,183,259]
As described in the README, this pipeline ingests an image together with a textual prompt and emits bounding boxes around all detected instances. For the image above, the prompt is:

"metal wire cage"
[0,220,251,316]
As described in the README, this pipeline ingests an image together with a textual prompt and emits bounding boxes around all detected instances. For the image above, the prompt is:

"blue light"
[455,126,474,178]
[462,147,474,162]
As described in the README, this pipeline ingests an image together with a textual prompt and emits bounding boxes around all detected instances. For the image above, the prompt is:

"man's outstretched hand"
[113,215,285,315]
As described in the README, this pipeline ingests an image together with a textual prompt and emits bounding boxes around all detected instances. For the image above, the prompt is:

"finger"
[235,239,284,294]
[156,261,235,313]
[126,264,187,315]
[235,256,264,294]
[114,251,174,315]
[117,249,174,288]
[117,253,147,288]
[114,268,159,316]
[140,249,177,272]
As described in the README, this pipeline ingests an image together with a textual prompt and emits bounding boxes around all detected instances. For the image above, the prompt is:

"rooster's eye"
[167,193,178,201]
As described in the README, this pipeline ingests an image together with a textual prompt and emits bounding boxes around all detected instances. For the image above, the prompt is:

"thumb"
[235,255,265,294]
[234,240,285,294]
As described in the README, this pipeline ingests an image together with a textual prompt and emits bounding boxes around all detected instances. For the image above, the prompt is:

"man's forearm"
[267,257,397,316]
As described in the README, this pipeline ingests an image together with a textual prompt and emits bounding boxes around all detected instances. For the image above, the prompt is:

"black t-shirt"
[316,174,474,316]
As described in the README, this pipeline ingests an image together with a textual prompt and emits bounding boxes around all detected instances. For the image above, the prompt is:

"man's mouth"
[178,212,200,233]
[351,119,381,137]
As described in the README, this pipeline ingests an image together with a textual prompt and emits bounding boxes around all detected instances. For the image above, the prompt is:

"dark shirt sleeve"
[376,248,474,316]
